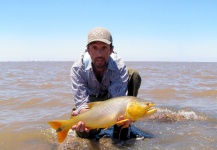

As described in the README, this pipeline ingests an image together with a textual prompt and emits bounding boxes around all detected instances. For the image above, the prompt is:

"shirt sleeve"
[70,63,89,114]
[108,57,128,98]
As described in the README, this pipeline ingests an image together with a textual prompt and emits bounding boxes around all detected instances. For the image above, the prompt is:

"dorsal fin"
[87,102,101,109]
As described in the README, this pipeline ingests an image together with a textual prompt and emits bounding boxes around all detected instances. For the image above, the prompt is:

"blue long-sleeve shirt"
[70,52,128,113]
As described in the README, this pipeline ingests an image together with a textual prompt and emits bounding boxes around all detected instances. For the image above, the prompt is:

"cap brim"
[87,39,111,45]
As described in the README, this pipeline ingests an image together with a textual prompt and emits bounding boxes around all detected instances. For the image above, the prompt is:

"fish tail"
[48,120,70,143]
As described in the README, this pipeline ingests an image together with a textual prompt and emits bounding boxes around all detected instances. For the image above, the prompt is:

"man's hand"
[116,116,132,127]
[71,108,89,132]
[71,121,90,132]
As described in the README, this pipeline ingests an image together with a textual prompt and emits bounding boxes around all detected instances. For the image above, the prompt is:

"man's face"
[87,41,113,69]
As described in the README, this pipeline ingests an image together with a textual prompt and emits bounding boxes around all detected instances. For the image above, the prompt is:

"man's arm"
[70,63,89,114]
[70,62,91,133]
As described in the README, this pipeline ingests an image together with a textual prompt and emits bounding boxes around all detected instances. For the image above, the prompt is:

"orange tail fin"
[48,120,70,143]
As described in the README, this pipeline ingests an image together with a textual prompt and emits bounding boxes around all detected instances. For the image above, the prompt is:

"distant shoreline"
[0,61,217,63]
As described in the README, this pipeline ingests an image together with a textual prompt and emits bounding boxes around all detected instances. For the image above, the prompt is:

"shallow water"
[0,61,217,149]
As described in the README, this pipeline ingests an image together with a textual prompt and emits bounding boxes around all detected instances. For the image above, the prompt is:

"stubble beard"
[93,58,108,70]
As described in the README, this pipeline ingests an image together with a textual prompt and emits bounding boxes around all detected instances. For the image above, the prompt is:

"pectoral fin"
[116,119,131,128]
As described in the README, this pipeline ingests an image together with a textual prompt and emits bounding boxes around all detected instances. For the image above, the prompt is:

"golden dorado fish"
[48,96,157,143]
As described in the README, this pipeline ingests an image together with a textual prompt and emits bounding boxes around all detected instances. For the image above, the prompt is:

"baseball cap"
[87,27,113,46]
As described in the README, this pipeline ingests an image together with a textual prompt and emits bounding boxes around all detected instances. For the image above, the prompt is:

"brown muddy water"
[0,61,217,150]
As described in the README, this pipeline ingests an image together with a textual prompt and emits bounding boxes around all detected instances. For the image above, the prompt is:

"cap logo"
[91,29,104,37]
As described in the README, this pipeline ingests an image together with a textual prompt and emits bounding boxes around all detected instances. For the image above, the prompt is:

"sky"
[0,0,217,62]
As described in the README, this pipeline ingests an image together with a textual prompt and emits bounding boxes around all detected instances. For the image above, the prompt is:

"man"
[70,27,141,140]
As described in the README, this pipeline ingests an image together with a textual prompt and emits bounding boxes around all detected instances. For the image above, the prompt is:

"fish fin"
[87,102,101,109]
[48,120,62,130]
[57,128,70,143]
[116,119,130,128]
[48,121,70,143]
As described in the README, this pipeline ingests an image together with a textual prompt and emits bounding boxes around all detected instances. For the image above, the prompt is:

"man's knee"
[128,69,141,83]
[127,69,141,97]
[113,125,131,140]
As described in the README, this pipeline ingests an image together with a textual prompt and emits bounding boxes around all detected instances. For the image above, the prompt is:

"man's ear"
[110,46,114,53]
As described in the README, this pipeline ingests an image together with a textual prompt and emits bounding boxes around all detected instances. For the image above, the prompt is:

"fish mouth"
[148,107,156,111]
[147,102,155,108]
[146,103,157,115]
[147,103,156,111]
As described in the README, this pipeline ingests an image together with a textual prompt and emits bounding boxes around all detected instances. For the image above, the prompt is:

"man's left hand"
[116,116,132,127]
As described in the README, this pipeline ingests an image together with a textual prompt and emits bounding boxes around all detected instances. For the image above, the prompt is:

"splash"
[177,110,206,120]
[149,108,207,123]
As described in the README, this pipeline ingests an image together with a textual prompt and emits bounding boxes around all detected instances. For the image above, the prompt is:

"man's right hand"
[71,108,90,133]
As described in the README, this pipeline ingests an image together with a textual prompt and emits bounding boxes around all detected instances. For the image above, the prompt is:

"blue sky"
[0,0,217,62]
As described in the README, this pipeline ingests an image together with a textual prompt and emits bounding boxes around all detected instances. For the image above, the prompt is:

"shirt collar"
[108,56,118,71]
[85,59,92,71]
[85,56,117,71]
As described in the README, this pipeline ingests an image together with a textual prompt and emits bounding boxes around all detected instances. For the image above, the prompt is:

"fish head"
[126,98,157,121]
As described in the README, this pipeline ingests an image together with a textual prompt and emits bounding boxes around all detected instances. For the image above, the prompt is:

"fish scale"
[84,97,130,127]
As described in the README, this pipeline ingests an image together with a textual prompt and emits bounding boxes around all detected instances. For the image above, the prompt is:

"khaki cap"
[87,27,112,45]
